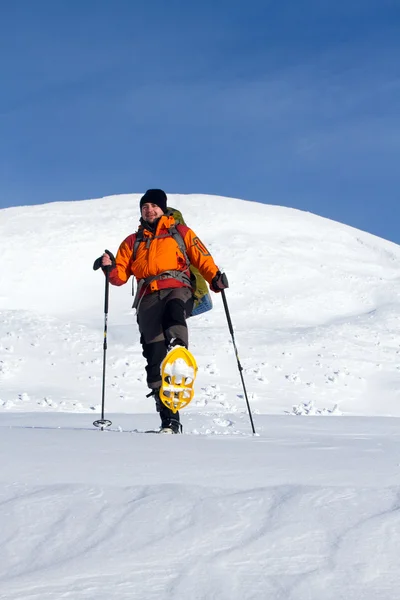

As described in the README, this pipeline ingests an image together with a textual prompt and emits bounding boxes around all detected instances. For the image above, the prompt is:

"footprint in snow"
[219,401,238,412]
[285,373,301,383]
[204,363,219,375]
[213,417,234,428]
[38,397,58,408]
[2,399,15,409]
[195,397,208,407]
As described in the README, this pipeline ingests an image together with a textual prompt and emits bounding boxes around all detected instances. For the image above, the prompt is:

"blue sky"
[1,0,399,243]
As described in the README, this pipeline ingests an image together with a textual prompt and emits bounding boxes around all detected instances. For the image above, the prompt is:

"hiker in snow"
[95,189,228,433]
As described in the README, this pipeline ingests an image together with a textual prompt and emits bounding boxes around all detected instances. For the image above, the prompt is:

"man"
[97,189,228,433]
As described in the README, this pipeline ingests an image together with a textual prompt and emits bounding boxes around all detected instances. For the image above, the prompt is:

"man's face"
[141,203,164,223]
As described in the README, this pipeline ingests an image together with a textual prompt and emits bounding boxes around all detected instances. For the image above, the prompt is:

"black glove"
[93,249,116,271]
[210,271,229,293]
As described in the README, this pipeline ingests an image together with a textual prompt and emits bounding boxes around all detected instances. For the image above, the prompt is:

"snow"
[1,193,400,598]
[164,357,195,383]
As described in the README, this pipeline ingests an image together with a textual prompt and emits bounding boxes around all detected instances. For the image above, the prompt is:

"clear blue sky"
[1,0,399,243]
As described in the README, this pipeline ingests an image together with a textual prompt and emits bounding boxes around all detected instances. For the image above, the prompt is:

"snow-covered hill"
[1,193,400,418]
[1,194,400,600]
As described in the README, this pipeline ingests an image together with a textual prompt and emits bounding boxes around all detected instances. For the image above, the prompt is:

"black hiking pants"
[137,287,194,390]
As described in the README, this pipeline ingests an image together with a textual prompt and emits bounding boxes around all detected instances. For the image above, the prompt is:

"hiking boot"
[152,388,182,433]
[160,403,181,433]
[159,418,182,434]
[160,407,180,427]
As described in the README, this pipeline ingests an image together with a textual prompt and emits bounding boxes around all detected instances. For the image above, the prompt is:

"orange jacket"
[108,215,219,294]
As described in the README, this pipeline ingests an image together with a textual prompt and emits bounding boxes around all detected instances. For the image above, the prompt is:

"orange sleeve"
[181,228,219,284]
[108,235,135,286]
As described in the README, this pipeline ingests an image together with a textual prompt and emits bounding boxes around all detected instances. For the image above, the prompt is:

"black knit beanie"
[139,189,167,213]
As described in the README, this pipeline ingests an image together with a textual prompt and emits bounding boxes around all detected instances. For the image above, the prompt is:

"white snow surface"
[1,193,400,599]
[164,356,195,381]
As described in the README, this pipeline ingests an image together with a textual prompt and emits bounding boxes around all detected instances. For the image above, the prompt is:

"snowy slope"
[1,194,400,600]
[1,193,400,418]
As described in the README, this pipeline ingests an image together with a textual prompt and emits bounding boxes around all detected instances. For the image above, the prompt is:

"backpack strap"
[168,224,190,267]
[132,228,143,261]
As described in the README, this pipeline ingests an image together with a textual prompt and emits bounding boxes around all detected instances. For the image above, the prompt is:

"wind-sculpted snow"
[2,484,399,600]
[1,413,400,600]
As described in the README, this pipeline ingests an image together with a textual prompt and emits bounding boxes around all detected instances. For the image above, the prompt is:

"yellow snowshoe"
[159,346,198,413]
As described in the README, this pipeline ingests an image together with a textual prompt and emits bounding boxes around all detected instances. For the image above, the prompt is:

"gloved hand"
[210,271,229,293]
[93,249,116,271]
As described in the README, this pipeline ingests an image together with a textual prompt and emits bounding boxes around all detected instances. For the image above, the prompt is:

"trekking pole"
[220,279,256,435]
[93,257,112,430]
